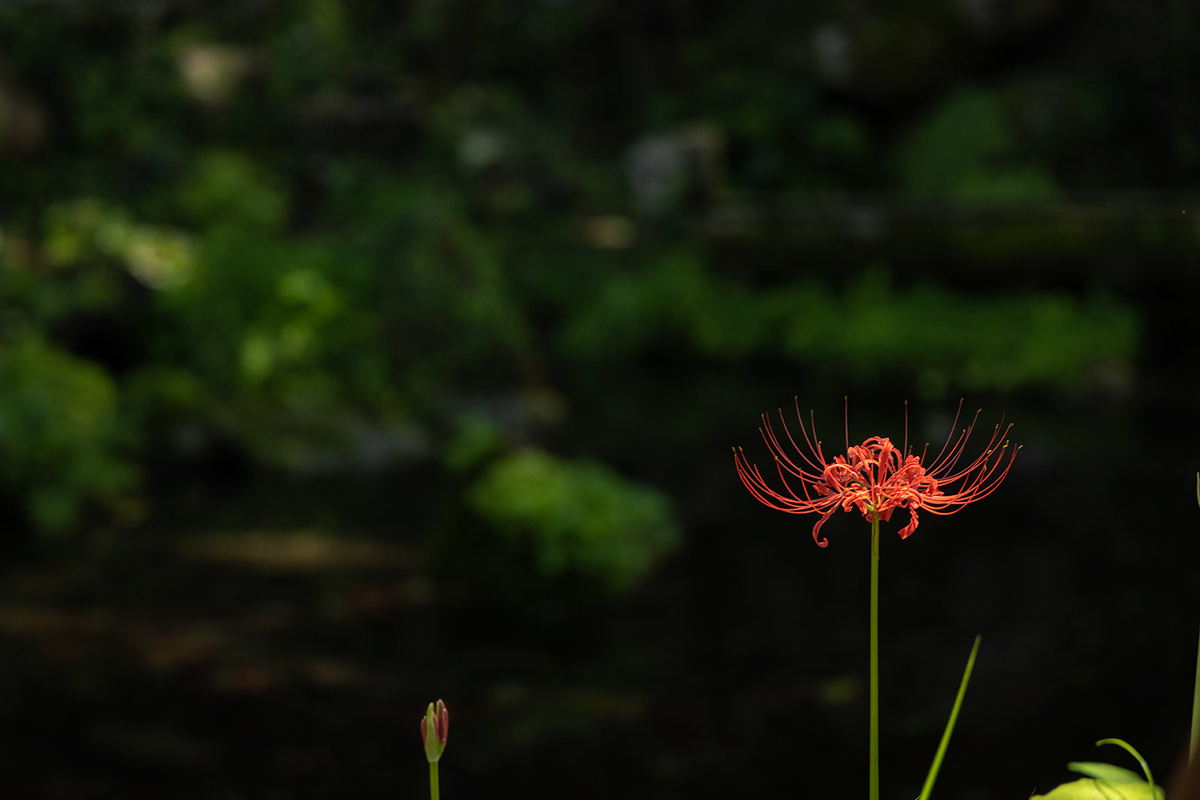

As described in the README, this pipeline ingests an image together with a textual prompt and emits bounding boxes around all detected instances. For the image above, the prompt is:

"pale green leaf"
[1066,763,1144,783]
[1031,778,1161,800]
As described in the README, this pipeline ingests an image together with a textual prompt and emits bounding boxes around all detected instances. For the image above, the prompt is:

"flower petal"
[896,507,920,539]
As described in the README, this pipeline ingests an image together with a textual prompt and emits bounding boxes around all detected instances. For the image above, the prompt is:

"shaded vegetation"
[0,1,1198,798]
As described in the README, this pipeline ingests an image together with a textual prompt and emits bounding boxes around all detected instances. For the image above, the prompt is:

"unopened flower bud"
[421,699,449,763]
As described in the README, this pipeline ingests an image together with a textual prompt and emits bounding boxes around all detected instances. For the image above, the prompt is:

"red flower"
[734,400,1017,547]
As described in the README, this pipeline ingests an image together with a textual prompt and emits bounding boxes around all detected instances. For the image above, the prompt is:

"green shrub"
[467,449,679,592]
[0,336,135,535]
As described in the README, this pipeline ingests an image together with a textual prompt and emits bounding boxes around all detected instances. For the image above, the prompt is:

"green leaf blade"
[1066,763,1144,783]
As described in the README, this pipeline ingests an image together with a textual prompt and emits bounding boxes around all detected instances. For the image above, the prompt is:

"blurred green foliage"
[0,0,1167,580]
[0,335,133,534]
[180,150,288,233]
[43,199,196,289]
[564,253,1135,392]
[467,449,679,592]
[896,88,1059,202]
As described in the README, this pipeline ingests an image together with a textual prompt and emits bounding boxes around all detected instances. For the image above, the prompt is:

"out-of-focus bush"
[467,449,680,592]
[0,335,134,535]
[563,254,1137,395]
[43,199,195,290]
[179,150,288,233]
[0,0,1166,560]
[895,88,1059,203]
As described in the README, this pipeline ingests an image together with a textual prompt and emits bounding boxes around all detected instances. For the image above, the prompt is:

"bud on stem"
[421,699,449,764]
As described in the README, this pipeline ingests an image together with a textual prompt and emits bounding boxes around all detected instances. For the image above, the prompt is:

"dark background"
[0,1,1198,798]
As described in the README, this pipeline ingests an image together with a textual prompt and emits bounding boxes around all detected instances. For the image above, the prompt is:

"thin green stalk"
[1096,739,1157,797]
[429,761,440,800]
[919,636,981,800]
[869,515,880,800]
[1193,474,1200,764]
[1192,623,1200,764]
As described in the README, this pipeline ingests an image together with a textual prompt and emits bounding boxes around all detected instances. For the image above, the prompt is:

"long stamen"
[792,398,830,472]
[845,395,850,454]
[735,449,807,511]
[774,409,826,476]
[762,418,810,480]
[935,422,1013,482]
[928,399,965,468]
[734,400,1017,546]
[921,443,1020,513]
[927,408,986,476]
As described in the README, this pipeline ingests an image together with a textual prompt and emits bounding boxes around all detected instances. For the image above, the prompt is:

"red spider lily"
[734,400,1017,547]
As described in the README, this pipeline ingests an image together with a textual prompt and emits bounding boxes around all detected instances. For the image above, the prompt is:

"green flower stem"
[429,762,440,800]
[1192,623,1200,764]
[870,514,880,800]
[1194,475,1200,765]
